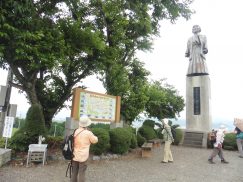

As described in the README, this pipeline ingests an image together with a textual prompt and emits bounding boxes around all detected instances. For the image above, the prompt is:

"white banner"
[2,116,14,138]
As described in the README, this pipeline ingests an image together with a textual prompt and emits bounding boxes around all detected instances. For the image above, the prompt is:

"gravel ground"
[0,145,242,182]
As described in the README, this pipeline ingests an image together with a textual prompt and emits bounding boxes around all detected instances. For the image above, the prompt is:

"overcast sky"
[1,0,243,128]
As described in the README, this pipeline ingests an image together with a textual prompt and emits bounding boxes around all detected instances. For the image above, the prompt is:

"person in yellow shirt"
[71,115,98,182]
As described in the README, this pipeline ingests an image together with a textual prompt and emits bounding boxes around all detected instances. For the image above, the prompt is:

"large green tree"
[0,0,193,128]
[0,0,105,128]
[85,0,193,123]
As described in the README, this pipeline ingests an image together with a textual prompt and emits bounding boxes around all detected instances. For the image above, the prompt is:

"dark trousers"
[71,160,87,182]
[209,147,225,160]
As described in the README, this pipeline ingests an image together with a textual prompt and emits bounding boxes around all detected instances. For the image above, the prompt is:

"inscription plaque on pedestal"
[193,87,200,115]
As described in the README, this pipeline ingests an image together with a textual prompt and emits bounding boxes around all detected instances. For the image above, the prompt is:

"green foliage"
[10,104,46,151]
[95,1,193,123]
[155,128,164,139]
[106,60,150,124]
[145,80,185,120]
[24,104,46,136]
[154,119,180,141]
[223,133,237,150]
[124,126,136,134]
[9,130,30,151]
[138,126,157,140]
[173,128,183,145]
[13,117,25,128]
[137,132,146,147]
[90,128,110,155]
[124,127,138,149]
[48,122,65,137]
[143,119,156,128]
[0,137,5,148]
[0,0,193,129]
[130,133,138,149]
[109,128,132,154]
[90,123,110,131]
[45,136,63,149]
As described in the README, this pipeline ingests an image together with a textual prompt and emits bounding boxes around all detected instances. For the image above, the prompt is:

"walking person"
[71,115,98,182]
[161,118,174,163]
[234,126,243,158]
[208,125,229,164]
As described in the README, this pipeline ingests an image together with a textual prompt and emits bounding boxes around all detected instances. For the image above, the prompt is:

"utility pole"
[0,69,13,136]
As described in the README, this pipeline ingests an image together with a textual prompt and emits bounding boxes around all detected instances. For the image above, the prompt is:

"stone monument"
[185,25,212,132]
[183,25,212,147]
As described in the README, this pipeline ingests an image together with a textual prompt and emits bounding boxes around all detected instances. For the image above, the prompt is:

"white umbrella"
[234,118,243,131]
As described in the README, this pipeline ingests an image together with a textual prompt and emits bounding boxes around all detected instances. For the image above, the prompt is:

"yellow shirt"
[73,127,98,162]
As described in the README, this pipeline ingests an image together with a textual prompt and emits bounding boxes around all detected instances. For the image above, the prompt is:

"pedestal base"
[186,75,212,132]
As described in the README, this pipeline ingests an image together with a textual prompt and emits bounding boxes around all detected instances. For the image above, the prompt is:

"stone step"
[183,144,203,148]
[184,137,203,142]
[182,132,204,148]
[183,140,202,146]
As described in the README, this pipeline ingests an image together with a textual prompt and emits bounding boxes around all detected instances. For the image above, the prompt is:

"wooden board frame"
[71,88,121,123]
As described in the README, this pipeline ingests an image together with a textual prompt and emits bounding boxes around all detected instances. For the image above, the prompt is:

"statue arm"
[202,36,208,54]
[185,39,190,57]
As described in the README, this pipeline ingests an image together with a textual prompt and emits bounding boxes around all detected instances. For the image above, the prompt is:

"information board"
[71,88,121,122]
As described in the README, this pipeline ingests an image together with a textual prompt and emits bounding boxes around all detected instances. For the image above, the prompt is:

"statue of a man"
[185,25,209,76]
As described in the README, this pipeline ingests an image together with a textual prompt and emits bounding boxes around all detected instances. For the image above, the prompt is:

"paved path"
[0,145,242,182]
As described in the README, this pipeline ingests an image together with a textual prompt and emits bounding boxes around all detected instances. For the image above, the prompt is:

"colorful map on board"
[79,92,116,121]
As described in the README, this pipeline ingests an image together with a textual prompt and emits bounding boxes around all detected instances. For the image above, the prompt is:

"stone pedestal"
[0,148,11,167]
[186,75,212,132]
[182,129,208,148]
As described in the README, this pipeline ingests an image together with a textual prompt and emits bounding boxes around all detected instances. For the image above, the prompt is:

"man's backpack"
[62,129,77,160]
[171,127,176,140]
[62,129,85,178]
[209,130,217,143]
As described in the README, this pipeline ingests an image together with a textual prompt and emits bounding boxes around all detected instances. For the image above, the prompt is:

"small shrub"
[125,126,136,134]
[90,123,110,130]
[143,119,155,128]
[10,130,32,151]
[123,127,137,149]
[130,133,138,149]
[223,133,237,150]
[10,104,47,151]
[45,136,64,149]
[137,132,146,147]
[155,128,163,139]
[90,128,110,155]
[109,128,132,154]
[138,126,157,140]
[173,128,183,145]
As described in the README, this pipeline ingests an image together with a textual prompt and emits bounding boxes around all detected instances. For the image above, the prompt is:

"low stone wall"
[0,148,11,167]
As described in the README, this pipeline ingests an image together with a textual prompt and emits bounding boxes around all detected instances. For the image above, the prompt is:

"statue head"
[192,25,201,34]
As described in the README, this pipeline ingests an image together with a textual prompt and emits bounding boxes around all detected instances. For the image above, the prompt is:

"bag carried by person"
[62,129,84,178]
[237,132,243,139]
[62,129,77,160]
[209,130,217,143]
[171,127,176,140]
